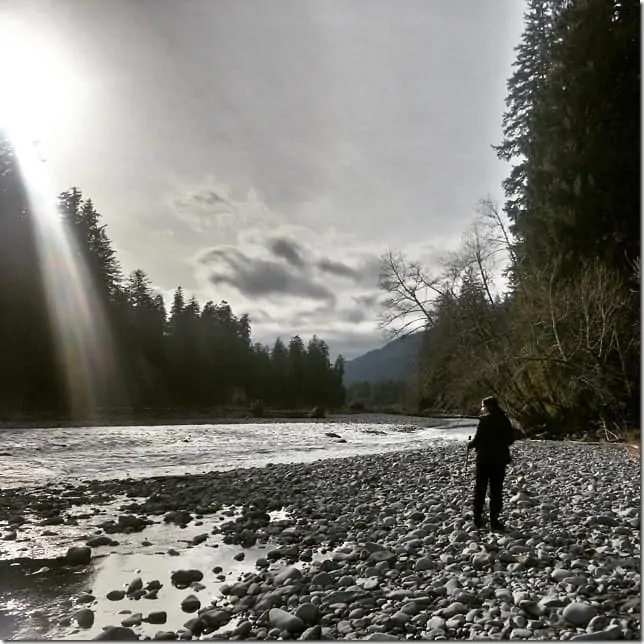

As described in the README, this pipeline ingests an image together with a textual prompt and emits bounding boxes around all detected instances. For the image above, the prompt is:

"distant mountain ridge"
[343,333,423,385]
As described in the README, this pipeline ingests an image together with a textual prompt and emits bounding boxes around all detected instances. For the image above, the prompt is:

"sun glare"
[1,15,121,419]
[10,130,123,419]
[0,16,82,147]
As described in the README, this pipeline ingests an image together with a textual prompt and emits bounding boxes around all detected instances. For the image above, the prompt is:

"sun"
[0,15,82,147]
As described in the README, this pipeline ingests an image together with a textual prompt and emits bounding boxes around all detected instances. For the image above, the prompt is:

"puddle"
[55,543,268,639]
[0,506,300,639]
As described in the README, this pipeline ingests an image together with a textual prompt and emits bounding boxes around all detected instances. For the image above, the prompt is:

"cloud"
[171,182,394,357]
[317,258,359,280]
[268,237,307,268]
[201,246,335,302]
[191,189,228,206]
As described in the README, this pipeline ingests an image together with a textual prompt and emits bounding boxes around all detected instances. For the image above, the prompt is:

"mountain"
[343,333,423,385]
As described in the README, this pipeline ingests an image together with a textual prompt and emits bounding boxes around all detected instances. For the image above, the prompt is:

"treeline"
[345,380,410,411]
[380,0,639,437]
[0,138,345,418]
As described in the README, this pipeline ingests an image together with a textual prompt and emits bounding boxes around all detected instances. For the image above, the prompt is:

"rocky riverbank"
[0,440,640,640]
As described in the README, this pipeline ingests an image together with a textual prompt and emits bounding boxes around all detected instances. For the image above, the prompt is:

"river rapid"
[0,414,475,489]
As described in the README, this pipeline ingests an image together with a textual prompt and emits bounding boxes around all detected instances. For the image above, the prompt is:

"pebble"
[74,608,94,629]
[268,608,304,634]
[121,613,143,627]
[94,626,138,640]
[562,602,597,627]
[180,595,201,613]
[1,440,639,641]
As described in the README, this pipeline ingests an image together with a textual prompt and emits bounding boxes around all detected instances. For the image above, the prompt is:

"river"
[0,414,475,489]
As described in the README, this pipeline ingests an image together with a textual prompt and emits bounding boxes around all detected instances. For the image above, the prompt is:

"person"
[468,396,516,531]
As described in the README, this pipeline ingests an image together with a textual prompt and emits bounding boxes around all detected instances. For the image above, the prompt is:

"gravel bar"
[0,440,640,640]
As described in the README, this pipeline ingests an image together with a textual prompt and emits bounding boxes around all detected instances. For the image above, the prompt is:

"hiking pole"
[464,435,471,476]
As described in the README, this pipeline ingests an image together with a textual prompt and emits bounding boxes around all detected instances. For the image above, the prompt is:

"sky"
[1,0,526,360]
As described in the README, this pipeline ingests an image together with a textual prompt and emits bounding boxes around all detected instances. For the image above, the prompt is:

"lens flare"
[0,14,124,419]
[8,128,124,420]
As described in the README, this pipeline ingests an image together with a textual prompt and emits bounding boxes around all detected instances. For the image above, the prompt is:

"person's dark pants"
[473,460,506,524]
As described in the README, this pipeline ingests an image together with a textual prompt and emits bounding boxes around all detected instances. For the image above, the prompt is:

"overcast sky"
[2,0,525,359]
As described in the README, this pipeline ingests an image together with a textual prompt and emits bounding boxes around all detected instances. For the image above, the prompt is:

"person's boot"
[473,515,483,530]
[490,518,505,532]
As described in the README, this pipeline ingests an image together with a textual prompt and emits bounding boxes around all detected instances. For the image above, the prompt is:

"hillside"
[343,333,423,385]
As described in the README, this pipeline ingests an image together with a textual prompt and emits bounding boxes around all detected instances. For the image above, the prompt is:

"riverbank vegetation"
[378,0,640,438]
[0,154,345,419]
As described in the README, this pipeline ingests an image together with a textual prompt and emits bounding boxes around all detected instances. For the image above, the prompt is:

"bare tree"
[377,250,445,339]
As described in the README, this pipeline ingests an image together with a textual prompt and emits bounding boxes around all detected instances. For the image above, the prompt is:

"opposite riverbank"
[0,440,640,640]
[0,408,478,430]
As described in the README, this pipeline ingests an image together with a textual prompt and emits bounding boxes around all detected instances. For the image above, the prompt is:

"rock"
[94,626,139,640]
[199,609,230,629]
[107,590,126,601]
[74,608,95,629]
[570,625,623,641]
[428,616,446,631]
[191,533,208,546]
[551,568,571,582]
[234,620,253,637]
[164,510,193,525]
[145,611,168,625]
[442,602,467,618]
[539,596,567,609]
[274,565,302,585]
[86,535,118,547]
[66,546,91,566]
[171,570,203,588]
[127,577,144,595]
[445,615,465,629]
[181,595,201,613]
[324,590,359,604]
[299,625,322,640]
[563,602,597,627]
[268,608,305,635]
[294,602,320,625]
[364,634,400,641]
[414,557,432,571]
[311,572,334,587]
[509,628,533,638]
[368,550,396,564]
[183,617,202,634]
[519,600,544,617]
[153,631,177,640]
[77,593,96,604]
[121,613,143,627]
[118,515,147,531]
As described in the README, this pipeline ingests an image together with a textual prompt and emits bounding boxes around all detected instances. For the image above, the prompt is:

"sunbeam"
[9,131,124,420]
[0,15,124,419]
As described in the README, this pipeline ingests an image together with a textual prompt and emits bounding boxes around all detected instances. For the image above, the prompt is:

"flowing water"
[0,414,475,489]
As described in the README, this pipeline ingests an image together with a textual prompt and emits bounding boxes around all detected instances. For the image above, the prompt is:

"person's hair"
[482,396,500,411]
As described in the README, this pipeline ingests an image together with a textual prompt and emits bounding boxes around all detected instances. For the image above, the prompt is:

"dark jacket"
[469,409,515,466]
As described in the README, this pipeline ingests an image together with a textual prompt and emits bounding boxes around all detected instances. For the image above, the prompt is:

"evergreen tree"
[270,338,289,407]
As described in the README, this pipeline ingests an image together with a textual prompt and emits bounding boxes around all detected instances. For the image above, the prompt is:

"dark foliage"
[0,134,345,418]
